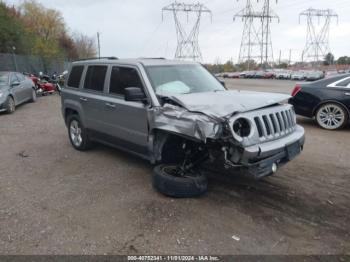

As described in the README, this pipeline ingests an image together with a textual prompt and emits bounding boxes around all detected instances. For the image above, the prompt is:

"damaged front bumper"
[224,125,305,179]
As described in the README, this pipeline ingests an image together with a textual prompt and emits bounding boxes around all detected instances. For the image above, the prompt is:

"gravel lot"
[0,79,349,255]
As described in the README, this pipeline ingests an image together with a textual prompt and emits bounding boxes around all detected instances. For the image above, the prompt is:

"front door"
[101,66,149,155]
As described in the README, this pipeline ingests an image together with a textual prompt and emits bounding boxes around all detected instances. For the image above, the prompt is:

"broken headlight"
[232,118,251,139]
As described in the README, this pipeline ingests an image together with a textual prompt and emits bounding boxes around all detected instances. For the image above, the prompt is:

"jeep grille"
[253,108,296,140]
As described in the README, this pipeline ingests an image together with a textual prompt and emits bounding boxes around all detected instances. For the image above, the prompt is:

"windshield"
[0,72,9,86]
[145,64,225,96]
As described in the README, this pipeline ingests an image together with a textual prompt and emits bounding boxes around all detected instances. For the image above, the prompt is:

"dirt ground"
[0,79,349,255]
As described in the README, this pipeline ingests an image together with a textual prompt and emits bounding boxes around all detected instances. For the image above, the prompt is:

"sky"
[5,0,350,63]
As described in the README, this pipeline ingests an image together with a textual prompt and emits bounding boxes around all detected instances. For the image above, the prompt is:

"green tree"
[0,2,27,53]
[323,52,335,66]
[337,56,350,65]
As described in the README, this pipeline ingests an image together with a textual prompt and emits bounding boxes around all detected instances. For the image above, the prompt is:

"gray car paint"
[0,72,35,111]
[61,58,305,166]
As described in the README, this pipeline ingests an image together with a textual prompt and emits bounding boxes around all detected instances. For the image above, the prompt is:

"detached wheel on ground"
[67,114,92,151]
[5,96,15,114]
[153,164,208,198]
[316,103,349,130]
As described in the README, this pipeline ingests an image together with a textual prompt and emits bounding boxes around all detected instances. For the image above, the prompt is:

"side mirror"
[11,81,20,87]
[125,87,147,102]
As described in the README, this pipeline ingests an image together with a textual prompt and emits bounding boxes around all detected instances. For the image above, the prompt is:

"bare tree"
[73,33,97,59]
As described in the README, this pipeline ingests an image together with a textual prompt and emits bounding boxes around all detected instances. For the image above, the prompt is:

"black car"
[289,74,350,130]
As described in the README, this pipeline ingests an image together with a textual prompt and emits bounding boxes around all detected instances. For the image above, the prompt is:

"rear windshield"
[0,72,9,85]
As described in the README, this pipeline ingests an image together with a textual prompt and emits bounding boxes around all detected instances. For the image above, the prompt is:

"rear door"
[327,77,350,110]
[16,73,31,101]
[100,65,149,155]
[80,65,108,133]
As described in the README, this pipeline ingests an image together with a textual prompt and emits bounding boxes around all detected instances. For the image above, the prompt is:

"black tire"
[30,88,37,102]
[5,96,15,114]
[153,164,208,198]
[315,103,349,130]
[66,114,92,151]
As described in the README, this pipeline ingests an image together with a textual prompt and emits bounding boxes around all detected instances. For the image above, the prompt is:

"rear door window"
[109,66,143,96]
[67,65,84,88]
[335,77,350,87]
[84,66,107,92]
[10,73,18,84]
[15,73,25,82]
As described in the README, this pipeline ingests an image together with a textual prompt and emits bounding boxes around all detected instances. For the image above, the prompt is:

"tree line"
[0,0,97,61]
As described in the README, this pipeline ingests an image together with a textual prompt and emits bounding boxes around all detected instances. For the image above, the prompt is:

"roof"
[71,58,198,67]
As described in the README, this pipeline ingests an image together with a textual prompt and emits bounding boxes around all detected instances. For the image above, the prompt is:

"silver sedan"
[0,71,36,114]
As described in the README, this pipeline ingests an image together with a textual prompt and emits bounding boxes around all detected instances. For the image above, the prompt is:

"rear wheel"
[316,103,348,130]
[153,164,208,198]
[30,88,37,102]
[5,96,15,114]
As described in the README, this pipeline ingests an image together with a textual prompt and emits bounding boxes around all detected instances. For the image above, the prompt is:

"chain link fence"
[0,53,71,74]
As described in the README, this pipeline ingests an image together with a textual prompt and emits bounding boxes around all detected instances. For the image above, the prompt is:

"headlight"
[233,118,251,138]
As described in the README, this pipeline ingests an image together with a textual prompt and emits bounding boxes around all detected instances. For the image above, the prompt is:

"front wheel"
[5,96,15,114]
[152,164,208,198]
[67,115,92,151]
[316,103,349,130]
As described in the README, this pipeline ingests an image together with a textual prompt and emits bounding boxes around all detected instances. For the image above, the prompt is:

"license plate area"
[286,142,301,160]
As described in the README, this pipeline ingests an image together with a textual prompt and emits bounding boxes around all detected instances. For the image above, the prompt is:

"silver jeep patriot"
[61,58,305,197]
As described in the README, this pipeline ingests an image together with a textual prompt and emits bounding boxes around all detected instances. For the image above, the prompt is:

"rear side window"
[84,66,107,92]
[16,73,25,82]
[67,66,84,88]
[109,66,143,96]
[10,74,18,84]
[335,77,350,87]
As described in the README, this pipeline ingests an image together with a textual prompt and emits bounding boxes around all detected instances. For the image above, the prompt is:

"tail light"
[291,84,302,97]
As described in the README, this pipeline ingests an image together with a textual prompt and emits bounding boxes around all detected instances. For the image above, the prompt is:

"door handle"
[345,93,350,96]
[105,102,116,108]
[79,97,88,102]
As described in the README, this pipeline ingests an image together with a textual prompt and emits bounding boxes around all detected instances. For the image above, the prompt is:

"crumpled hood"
[168,90,291,119]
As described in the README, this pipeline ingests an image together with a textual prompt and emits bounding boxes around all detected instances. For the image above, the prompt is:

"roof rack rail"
[73,56,118,62]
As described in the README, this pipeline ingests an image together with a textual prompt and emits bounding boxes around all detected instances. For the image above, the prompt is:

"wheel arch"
[150,128,203,163]
[313,100,350,121]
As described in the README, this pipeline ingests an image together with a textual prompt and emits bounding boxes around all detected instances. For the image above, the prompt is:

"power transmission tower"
[234,0,278,68]
[234,0,262,69]
[162,2,212,61]
[259,0,279,67]
[299,8,338,63]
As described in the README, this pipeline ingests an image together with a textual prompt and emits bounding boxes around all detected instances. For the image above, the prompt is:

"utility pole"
[278,50,281,65]
[11,46,18,72]
[299,8,338,64]
[162,2,212,61]
[288,49,292,66]
[97,32,101,59]
[234,0,262,70]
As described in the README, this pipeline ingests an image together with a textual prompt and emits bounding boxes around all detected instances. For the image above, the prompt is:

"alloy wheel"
[316,104,346,130]
[70,120,83,147]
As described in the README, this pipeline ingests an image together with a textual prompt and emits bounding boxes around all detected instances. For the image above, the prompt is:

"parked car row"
[216,69,328,82]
